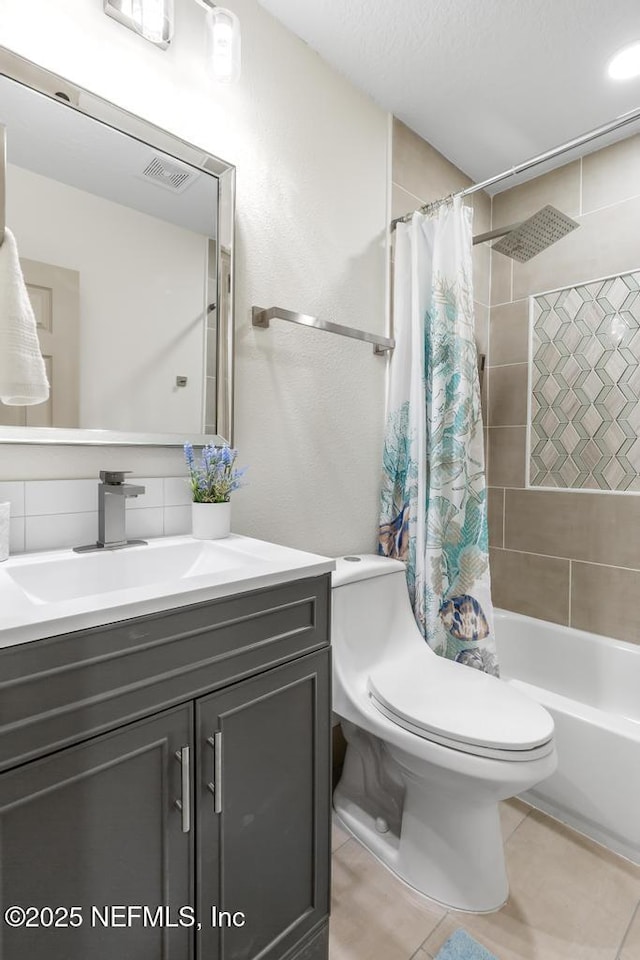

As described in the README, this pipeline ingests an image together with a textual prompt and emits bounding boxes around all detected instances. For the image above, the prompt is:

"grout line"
[487,360,528,369]
[485,336,491,434]
[491,297,519,307]
[568,559,572,626]
[24,509,98,518]
[333,835,357,858]
[615,899,639,960]
[331,835,350,854]
[581,187,640,219]
[495,295,527,305]
[522,264,640,301]
[501,485,544,490]
[408,943,428,960]
[528,485,640,499]
[501,487,506,549]
[491,544,640,575]
[503,805,531,844]
[389,181,425,206]
[579,157,583,217]
[484,427,490,482]
[416,914,449,957]
[331,815,351,853]
[390,177,480,214]
[495,264,640,314]
[411,949,434,960]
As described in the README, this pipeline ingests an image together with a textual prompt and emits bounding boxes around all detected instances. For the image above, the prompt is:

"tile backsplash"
[0,477,192,555]
[529,269,640,490]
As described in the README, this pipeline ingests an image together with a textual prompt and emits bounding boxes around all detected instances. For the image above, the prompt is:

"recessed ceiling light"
[608,42,640,80]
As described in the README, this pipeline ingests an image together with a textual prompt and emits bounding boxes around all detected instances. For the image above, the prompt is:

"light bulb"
[206,7,241,83]
[132,0,174,44]
[607,42,640,80]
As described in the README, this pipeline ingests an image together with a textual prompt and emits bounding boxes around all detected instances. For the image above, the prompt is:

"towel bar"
[252,306,394,355]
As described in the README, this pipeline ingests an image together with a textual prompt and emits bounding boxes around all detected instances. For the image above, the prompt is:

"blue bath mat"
[434,929,499,960]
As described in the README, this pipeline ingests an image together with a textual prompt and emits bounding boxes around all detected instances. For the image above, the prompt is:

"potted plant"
[184,442,246,539]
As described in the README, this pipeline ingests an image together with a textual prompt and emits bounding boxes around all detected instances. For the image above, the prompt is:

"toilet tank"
[331,555,425,715]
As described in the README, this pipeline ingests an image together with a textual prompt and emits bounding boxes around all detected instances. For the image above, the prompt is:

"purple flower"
[183,442,247,504]
[184,442,195,469]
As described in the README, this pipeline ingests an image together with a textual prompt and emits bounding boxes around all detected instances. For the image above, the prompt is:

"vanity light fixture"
[104,0,174,49]
[607,41,640,80]
[193,1,242,83]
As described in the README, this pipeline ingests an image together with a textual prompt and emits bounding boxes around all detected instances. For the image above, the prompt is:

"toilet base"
[334,732,510,913]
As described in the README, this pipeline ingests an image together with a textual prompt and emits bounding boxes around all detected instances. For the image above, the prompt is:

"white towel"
[0,228,49,405]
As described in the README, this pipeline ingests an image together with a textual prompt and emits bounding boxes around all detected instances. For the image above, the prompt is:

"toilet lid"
[368,650,554,759]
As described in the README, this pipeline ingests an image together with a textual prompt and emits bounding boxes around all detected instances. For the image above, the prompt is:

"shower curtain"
[378,198,498,675]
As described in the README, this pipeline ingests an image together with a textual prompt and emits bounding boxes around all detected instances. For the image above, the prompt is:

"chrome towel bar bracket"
[252,306,395,355]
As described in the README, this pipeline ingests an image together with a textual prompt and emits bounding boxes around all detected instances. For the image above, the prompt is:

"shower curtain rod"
[391,104,640,230]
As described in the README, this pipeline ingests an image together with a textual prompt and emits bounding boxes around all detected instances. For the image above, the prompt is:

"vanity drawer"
[0,574,330,771]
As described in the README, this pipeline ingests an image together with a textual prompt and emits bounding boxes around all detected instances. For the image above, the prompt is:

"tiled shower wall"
[487,134,640,644]
[391,119,491,368]
[528,269,640,490]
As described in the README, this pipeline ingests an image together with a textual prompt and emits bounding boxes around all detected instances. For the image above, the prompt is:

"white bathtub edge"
[521,790,640,866]
[495,609,640,866]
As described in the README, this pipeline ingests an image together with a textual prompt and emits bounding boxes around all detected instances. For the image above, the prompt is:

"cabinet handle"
[206,732,223,814]
[174,746,191,833]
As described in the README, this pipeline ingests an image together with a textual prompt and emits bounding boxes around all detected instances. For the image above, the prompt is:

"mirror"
[0,47,235,446]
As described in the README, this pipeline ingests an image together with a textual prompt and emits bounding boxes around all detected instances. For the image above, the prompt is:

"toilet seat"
[368,650,555,762]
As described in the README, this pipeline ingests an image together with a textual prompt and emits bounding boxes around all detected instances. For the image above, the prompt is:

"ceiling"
[0,74,217,236]
[257,0,640,189]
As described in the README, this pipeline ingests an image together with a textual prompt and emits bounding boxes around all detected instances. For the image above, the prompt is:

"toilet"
[331,554,557,913]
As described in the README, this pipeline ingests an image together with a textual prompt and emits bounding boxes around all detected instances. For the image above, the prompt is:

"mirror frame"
[0,46,235,446]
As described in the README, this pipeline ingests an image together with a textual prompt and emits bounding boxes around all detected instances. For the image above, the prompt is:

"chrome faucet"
[74,471,147,552]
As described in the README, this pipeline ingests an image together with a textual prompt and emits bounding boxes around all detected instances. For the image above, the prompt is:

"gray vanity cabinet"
[0,575,331,960]
[197,651,330,960]
[0,704,194,960]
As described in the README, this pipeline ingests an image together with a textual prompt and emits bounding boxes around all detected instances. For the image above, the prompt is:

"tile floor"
[330,800,640,960]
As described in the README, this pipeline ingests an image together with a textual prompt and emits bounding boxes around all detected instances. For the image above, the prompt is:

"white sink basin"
[0,535,334,648]
[6,538,264,603]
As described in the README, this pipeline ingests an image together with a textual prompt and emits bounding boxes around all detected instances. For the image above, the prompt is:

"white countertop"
[0,535,335,649]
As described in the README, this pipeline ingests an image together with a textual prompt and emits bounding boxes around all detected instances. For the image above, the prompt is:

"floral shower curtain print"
[379,198,498,675]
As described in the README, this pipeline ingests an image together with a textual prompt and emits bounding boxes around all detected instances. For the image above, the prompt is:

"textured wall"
[0,0,389,556]
[487,134,640,645]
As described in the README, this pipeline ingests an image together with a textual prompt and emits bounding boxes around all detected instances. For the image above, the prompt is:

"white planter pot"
[191,501,231,540]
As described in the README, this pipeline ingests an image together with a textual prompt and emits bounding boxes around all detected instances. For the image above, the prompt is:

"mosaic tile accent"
[529,270,640,490]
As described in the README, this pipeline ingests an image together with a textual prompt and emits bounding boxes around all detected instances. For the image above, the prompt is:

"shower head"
[472,205,579,262]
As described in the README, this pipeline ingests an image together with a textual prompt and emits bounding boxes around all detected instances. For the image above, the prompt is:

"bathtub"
[494,609,640,864]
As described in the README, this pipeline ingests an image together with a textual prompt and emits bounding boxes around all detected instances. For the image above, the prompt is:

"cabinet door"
[0,704,193,960]
[197,650,331,960]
